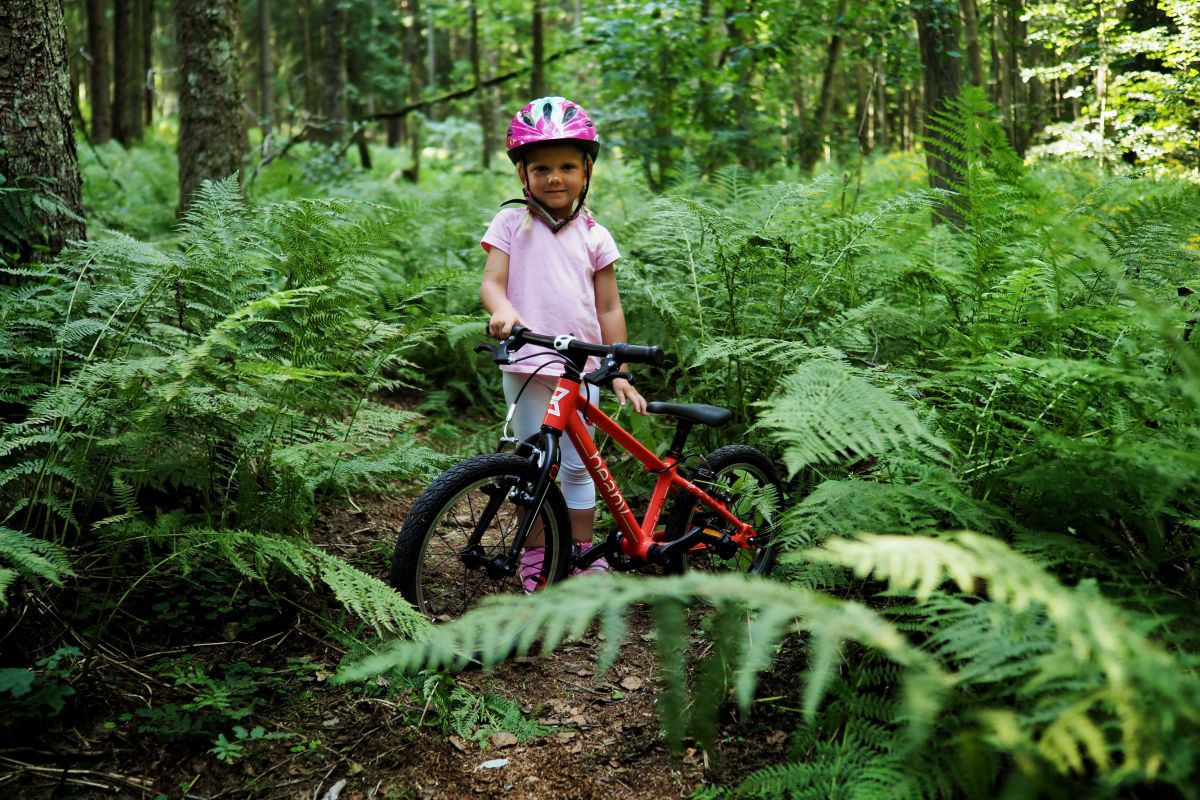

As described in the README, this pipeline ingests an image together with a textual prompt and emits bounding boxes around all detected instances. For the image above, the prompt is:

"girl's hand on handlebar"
[612,377,647,415]
[488,308,525,339]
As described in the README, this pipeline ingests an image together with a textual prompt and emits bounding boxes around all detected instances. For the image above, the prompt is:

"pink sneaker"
[573,542,609,576]
[519,547,547,594]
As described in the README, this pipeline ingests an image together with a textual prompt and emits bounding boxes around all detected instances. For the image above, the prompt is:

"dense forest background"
[2,0,1199,798]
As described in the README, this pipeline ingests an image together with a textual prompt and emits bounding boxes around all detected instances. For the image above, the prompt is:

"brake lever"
[475,331,524,365]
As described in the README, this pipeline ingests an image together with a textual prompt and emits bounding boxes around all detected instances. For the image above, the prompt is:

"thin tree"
[85,0,112,143]
[174,0,247,214]
[258,0,272,135]
[531,0,546,98]
[0,0,86,256]
[321,0,348,145]
[113,0,132,144]
[960,0,984,87]
[913,0,964,224]
[142,0,154,126]
[471,0,492,169]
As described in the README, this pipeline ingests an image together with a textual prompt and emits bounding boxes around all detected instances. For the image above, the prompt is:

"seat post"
[665,421,694,459]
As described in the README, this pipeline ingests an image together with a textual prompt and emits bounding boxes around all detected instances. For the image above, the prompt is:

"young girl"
[479,96,647,592]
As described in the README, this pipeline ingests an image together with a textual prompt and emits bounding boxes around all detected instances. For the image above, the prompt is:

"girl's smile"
[521,143,590,220]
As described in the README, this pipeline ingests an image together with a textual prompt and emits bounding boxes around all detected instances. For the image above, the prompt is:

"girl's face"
[520,144,589,219]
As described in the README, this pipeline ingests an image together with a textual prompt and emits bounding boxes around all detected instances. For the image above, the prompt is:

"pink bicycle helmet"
[506,96,599,164]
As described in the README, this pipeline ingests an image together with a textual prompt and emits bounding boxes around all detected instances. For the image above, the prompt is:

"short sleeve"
[589,223,621,271]
[481,210,515,254]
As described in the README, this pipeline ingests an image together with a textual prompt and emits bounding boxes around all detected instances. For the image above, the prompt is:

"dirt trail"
[3,491,794,799]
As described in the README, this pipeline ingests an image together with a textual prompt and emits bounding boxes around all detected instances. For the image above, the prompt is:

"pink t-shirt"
[482,207,621,375]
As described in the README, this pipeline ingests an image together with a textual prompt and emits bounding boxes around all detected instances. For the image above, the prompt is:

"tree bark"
[258,0,272,131]
[913,0,964,224]
[530,0,545,99]
[85,0,112,143]
[0,0,87,256]
[403,0,423,181]
[856,60,872,154]
[174,0,246,214]
[873,55,888,149]
[959,0,983,87]
[994,1,1015,145]
[320,0,347,145]
[301,0,318,116]
[112,0,132,144]
[141,0,154,126]
[126,0,144,140]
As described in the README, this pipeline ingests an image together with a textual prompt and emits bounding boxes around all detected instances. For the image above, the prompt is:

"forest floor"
[2,483,801,800]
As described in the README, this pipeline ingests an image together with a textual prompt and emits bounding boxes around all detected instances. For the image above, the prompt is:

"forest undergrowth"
[3,93,1199,798]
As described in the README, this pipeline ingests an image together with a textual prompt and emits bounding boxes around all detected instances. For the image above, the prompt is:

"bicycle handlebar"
[492,325,665,367]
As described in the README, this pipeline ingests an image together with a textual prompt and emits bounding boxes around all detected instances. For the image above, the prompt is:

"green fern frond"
[174,528,427,638]
[0,527,73,604]
[758,359,952,476]
[778,471,999,549]
[807,532,1200,779]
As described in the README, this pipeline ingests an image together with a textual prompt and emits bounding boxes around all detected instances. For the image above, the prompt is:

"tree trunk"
[0,0,87,257]
[403,0,423,181]
[258,0,272,132]
[873,55,887,150]
[112,0,132,144]
[530,0,545,99]
[856,60,872,154]
[913,0,963,224]
[85,0,112,143]
[960,0,983,87]
[320,0,347,145]
[301,0,318,116]
[470,1,492,169]
[126,0,144,140]
[994,1,1014,145]
[141,0,154,127]
[174,0,246,214]
[800,0,849,171]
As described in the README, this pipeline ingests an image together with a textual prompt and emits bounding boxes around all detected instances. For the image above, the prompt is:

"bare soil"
[1,489,799,800]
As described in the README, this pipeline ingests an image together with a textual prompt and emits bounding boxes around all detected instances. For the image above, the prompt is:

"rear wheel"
[391,453,571,620]
[663,445,782,576]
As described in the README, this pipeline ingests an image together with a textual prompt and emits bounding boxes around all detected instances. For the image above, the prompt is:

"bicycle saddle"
[645,402,732,428]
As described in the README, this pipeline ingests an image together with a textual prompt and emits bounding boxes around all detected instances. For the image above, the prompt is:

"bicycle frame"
[536,372,760,563]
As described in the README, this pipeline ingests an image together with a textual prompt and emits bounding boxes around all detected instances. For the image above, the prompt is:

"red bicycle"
[391,326,782,620]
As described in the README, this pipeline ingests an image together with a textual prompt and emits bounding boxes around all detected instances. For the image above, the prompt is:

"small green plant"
[209,725,297,765]
[0,645,82,724]
[416,672,555,747]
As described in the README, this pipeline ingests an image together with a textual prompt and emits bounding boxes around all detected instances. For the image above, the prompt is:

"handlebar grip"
[615,343,665,366]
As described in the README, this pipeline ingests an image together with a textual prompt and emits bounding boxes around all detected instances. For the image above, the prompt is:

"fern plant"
[0,177,446,631]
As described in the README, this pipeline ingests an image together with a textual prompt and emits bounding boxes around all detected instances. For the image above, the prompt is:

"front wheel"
[662,444,783,576]
[391,453,572,620]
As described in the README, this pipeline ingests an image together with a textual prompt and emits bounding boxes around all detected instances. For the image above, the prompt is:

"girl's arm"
[594,264,648,414]
[481,247,525,339]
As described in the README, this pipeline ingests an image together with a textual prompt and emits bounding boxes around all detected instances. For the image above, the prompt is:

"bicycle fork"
[465,431,561,581]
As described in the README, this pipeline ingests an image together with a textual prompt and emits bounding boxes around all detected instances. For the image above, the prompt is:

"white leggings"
[502,372,598,510]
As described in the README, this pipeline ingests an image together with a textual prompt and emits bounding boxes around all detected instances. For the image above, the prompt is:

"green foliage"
[151,528,428,638]
[808,532,1200,790]
[0,174,82,265]
[338,571,948,753]
[415,673,554,747]
[0,646,82,721]
[0,525,73,604]
[759,359,951,476]
[1,177,440,542]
